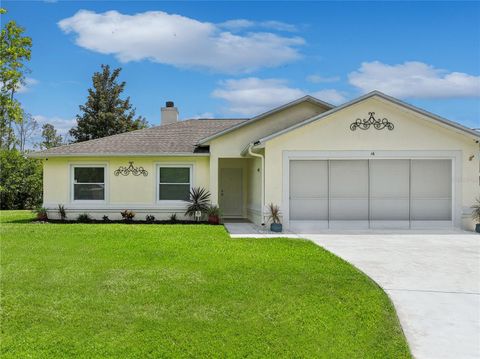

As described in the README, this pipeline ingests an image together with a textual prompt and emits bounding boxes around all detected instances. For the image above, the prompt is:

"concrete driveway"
[307,232,480,359]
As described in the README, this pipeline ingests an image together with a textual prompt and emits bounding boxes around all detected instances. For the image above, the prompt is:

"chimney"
[161,101,178,125]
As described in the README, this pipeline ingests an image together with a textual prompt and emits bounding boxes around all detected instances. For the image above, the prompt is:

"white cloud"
[16,77,38,93]
[58,10,304,73]
[189,112,215,119]
[212,77,346,115]
[33,115,76,136]
[260,21,298,32]
[219,19,255,30]
[349,61,480,98]
[219,19,297,32]
[306,74,340,83]
[311,89,346,104]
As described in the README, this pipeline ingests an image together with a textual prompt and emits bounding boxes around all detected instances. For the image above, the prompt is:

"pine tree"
[40,123,62,149]
[69,65,148,142]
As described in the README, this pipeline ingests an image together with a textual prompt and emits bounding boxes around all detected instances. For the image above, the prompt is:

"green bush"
[77,213,91,223]
[0,149,42,209]
[34,206,48,221]
[145,214,155,223]
[120,210,135,222]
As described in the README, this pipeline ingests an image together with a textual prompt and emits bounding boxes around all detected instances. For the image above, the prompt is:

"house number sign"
[114,162,148,176]
[350,112,394,131]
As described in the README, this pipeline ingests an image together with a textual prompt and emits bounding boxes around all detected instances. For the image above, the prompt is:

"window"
[158,166,191,201]
[73,166,105,201]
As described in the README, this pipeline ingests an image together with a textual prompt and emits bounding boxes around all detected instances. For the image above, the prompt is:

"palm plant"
[34,206,48,221]
[267,203,282,232]
[207,205,221,225]
[185,187,211,219]
[267,203,281,224]
[58,204,67,221]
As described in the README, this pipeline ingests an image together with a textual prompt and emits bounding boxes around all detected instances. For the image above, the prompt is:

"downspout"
[248,142,265,225]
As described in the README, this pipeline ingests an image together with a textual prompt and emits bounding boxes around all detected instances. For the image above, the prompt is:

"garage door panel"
[370,160,410,197]
[329,160,368,221]
[370,199,409,220]
[289,160,328,221]
[289,160,327,198]
[290,199,328,220]
[411,160,452,221]
[329,160,369,197]
[411,160,452,198]
[411,199,452,220]
[329,199,369,220]
[370,160,410,222]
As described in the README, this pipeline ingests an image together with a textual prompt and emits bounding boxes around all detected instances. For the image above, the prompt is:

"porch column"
[209,155,219,205]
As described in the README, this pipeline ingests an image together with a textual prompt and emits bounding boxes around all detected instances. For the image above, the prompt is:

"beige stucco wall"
[264,96,480,229]
[43,156,210,220]
[209,101,327,204]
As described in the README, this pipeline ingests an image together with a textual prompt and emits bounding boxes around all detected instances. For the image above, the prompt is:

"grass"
[0,210,411,358]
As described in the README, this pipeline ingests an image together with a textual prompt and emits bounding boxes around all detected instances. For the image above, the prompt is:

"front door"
[219,168,243,217]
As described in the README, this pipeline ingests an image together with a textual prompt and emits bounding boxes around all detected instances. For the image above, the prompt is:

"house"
[30,91,480,232]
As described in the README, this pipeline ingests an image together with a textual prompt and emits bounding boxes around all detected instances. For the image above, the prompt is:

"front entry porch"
[216,157,263,224]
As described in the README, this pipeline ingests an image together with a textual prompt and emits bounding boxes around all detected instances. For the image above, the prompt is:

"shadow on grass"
[1,218,37,224]
[0,210,37,224]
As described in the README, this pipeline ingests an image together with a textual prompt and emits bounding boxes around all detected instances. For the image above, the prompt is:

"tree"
[40,123,62,149]
[69,64,148,142]
[0,8,32,150]
[0,149,42,209]
[14,112,38,152]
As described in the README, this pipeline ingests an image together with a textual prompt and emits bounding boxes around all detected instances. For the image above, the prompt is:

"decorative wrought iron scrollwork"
[350,112,394,131]
[114,162,148,177]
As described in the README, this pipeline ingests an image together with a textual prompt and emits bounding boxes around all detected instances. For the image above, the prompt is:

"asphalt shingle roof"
[31,119,247,157]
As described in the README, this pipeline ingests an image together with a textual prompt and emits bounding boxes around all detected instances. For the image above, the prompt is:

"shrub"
[58,204,67,221]
[185,187,211,220]
[146,214,155,223]
[34,206,48,221]
[207,205,221,225]
[169,213,177,223]
[102,215,110,222]
[0,149,43,210]
[77,213,91,223]
[120,210,135,222]
[207,205,221,217]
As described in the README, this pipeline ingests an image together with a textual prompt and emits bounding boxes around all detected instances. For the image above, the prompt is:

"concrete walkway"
[224,222,301,238]
[308,233,480,359]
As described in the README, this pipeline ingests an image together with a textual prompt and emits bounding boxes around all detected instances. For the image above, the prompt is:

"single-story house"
[30,91,480,232]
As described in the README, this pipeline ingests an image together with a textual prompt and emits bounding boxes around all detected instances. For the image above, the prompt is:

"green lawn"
[0,211,410,358]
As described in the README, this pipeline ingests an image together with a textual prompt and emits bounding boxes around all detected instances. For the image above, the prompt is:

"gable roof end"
[196,95,335,145]
[254,90,480,145]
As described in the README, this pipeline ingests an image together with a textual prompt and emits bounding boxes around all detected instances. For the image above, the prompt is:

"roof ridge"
[28,118,247,157]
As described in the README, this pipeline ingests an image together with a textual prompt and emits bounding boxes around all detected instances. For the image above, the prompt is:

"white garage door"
[289,159,452,231]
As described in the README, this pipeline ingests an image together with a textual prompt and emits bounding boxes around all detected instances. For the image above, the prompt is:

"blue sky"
[4,1,480,136]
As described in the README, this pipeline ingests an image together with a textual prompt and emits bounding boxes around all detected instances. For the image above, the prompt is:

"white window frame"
[70,164,107,204]
[156,163,193,205]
